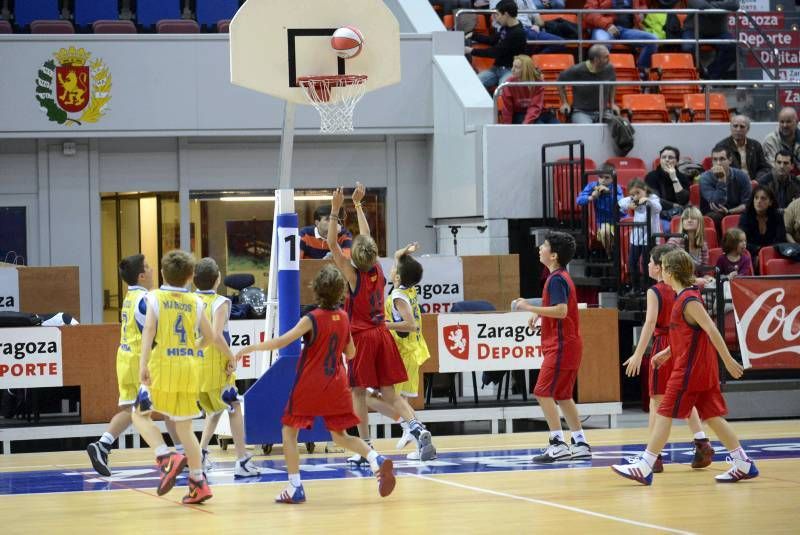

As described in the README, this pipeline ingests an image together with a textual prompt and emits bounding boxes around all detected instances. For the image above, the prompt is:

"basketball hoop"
[298,74,368,134]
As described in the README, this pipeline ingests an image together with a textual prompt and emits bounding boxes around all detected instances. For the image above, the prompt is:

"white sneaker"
[569,438,592,460]
[201,449,215,472]
[611,456,653,485]
[347,452,369,466]
[406,450,420,460]
[531,438,571,463]
[715,456,759,483]
[234,456,263,478]
[396,426,414,450]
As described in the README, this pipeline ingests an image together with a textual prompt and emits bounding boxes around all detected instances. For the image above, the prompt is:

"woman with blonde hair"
[668,206,709,274]
[499,55,558,125]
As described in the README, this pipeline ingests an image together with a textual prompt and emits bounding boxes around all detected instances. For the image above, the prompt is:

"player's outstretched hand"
[352,182,366,203]
[527,313,539,329]
[332,187,344,213]
[724,357,744,379]
[623,354,642,377]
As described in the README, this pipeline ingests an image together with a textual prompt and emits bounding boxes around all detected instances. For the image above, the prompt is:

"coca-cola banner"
[730,277,800,369]
[437,312,544,372]
[378,256,464,314]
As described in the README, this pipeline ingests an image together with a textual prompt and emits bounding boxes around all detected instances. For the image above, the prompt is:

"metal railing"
[492,79,796,123]
[455,8,782,80]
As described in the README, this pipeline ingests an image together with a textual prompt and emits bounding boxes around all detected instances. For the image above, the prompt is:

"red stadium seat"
[680,93,730,122]
[721,214,740,236]
[156,19,200,33]
[764,258,800,275]
[702,156,713,170]
[621,94,670,123]
[708,247,724,267]
[704,227,718,249]
[443,14,454,30]
[30,20,75,33]
[606,157,647,171]
[470,44,495,73]
[609,54,641,106]
[553,157,596,220]
[0,20,12,33]
[690,183,701,207]
[92,20,137,33]
[758,246,781,275]
[217,19,231,33]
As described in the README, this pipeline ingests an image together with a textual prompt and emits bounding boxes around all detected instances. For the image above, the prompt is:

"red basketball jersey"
[667,287,720,392]
[650,281,676,355]
[541,268,582,370]
[345,263,386,334]
[286,308,353,416]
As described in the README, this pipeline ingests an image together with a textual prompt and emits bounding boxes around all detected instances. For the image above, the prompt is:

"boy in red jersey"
[236,265,396,503]
[513,231,591,463]
[612,249,758,485]
[623,244,713,473]
[328,184,434,464]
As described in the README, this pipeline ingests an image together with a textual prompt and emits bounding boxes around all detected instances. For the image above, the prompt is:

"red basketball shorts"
[282,411,361,432]
[657,385,728,420]
[349,327,408,388]
[533,366,577,401]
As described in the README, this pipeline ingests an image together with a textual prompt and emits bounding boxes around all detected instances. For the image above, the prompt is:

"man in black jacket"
[465,0,527,89]
[682,0,739,79]
[715,114,771,180]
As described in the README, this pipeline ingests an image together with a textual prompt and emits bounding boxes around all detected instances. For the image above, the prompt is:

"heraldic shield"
[55,65,90,113]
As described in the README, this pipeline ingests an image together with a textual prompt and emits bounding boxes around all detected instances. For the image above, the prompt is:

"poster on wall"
[225,219,271,272]
[378,256,464,314]
[0,327,63,388]
[227,319,269,380]
[0,267,20,312]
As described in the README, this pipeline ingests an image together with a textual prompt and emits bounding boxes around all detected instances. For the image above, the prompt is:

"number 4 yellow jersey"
[145,285,203,393]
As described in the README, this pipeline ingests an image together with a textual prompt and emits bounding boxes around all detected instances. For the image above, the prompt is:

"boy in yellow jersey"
[194,258,262,478]
[86,254,153,476]
[382,243,436,461]
[132,250,232,504]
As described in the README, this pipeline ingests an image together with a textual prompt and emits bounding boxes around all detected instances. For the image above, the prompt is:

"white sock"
[189,469,204,480]
[642,450,658,468]
[288,473,302,487]
[174,444,185,454]
[572,429,587,444]
[99,432,115,446]
[366,450,379,463]
[730,447,749,462]
[155,444,170,457]
[550,430,565,443]
[694,431,707,440]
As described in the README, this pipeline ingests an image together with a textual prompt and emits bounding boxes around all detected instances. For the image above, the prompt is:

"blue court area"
[2,437,799,496]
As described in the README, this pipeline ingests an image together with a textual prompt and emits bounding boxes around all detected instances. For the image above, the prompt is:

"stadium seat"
[156,19,200,34]
[13,0,59,29]
[704,227,718,249]
[532,54,575,112]
[443,14,454,30]
[30,20,74,33]
[469,44,495,73]
[609,54,641,106]
[614,168,645,191]
[708,247,724,267]
[0,20,12,33]
[606,157,647,171]
[680,93,730,122]
[474,14,489,35]
[621,94,670,123]
[217,20,231,33]
[758,245,781,275]
[721,214,740,235]
[702,156,713,170]
[689,183,701,207]
[93,20,136,33]
[74,0,119,29]
[196,0,240,29]
[554,157,596,220]
[764,258,800,275]
[649,53,700,110]
[136,0,181,29]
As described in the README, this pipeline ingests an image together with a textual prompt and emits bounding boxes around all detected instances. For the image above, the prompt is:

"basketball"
[331,26,364,59]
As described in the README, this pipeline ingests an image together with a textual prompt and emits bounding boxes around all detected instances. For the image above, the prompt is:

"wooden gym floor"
[0,420,797,534]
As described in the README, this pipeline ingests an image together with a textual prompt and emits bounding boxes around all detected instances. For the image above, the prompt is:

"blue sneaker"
[611,457,654,486]
[275,484,306,504]
[715,457,759,483]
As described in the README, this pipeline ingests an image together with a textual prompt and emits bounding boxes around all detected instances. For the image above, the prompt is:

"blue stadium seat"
[14,0,60,29]
[74,0,120,29]
[196,0,240,29]
[135,0,180,29]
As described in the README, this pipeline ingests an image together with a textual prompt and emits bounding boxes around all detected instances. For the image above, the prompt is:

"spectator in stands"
[619,179,662,291]
[716,228,753,279]
[465,0,528,89]
[758,149,800,212]
[558,44,618,124]
[583,0,658,74]
[645,146,691,229]
[699,144,751,232]
[668,206,712,280]
[482,0,566,52]
[715,114,771,181]
[738,185,786,264]
[763,107,800,169]
[576,164,624,257]
[683,0,739,79]
[299,206,353,259]
[499,55,558,124]
[785,197,800,243]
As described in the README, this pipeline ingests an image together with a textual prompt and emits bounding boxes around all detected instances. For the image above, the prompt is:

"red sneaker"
[156,452,187,496]
[653,454,664,473]
[182,476,213,504]
[691,439,715,469]
[375,456,396,498]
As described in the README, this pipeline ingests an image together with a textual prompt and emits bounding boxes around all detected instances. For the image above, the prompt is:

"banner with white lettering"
[228,319,269,379]
[0,267,20,312]
[379,256,464,314]
[0,327,63,387]
[437,312,543,372]
[731,277,800,369]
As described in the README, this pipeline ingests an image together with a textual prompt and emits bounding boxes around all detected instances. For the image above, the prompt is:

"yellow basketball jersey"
[385,286,430,366]
[116,286,147,387]
[147,286,201,393]
[196,291,232,391]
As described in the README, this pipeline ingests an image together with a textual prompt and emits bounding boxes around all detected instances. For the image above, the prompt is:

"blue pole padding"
[276,212,301,358]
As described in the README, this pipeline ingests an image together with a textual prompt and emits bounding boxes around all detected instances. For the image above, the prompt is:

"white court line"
[406,473,695,535]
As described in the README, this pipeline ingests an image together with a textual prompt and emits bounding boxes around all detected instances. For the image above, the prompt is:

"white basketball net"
[298,75,368,134]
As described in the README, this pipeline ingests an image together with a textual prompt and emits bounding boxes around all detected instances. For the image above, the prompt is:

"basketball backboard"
[230,0,401,104]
